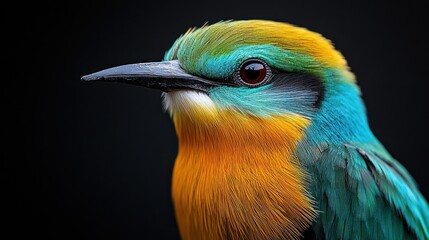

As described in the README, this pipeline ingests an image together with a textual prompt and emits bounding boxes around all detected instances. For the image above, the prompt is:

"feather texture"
[160,20,429,239]
[164,20,354,81]
[298,142,429,239]
[166,90,317,240]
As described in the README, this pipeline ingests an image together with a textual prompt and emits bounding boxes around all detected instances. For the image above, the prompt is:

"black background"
[4,1,429,239]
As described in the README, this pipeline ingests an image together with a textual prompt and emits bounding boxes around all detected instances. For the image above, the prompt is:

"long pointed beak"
[81,60,218,92]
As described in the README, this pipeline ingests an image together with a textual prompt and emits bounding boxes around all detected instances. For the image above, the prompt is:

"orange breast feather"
[171,110,317,240]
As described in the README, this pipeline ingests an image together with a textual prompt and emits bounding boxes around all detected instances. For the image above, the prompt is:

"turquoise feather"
[298,72,429,239]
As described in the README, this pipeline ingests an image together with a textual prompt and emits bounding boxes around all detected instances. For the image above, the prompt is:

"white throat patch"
[162,90,216,116]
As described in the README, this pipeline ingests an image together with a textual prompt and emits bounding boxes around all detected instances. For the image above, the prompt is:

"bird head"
[82,20,369,239]
[82,20,365,151]
[83,20,356,127]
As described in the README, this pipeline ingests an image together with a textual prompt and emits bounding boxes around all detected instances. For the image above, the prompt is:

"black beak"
[81,60,218,92]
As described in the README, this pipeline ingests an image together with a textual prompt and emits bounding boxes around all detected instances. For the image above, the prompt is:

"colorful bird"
[82,20,429,239]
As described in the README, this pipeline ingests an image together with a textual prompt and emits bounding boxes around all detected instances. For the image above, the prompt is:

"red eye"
[239,60,268,85]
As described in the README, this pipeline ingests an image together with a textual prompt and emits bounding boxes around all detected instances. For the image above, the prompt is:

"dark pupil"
[240,61,266,84]
[244,63,263,80]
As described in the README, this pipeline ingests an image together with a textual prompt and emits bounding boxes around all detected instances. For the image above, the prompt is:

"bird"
[82,20,429,240]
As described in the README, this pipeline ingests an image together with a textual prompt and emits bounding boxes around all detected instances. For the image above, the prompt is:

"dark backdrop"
[4,1,428,239]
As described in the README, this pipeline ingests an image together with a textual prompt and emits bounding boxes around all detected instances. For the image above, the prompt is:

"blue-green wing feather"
[301,143,429,239]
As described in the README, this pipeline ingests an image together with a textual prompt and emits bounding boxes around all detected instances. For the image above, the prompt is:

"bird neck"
[170,108,317,240]
[301,81,375,149]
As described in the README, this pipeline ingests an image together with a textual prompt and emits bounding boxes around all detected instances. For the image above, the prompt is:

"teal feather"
[300,142,429,239]
[167,44,322,79]
[195,45,319,78]
[298,72,429,239]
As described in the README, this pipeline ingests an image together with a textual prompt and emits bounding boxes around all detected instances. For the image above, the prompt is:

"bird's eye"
[235,59,272,86]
